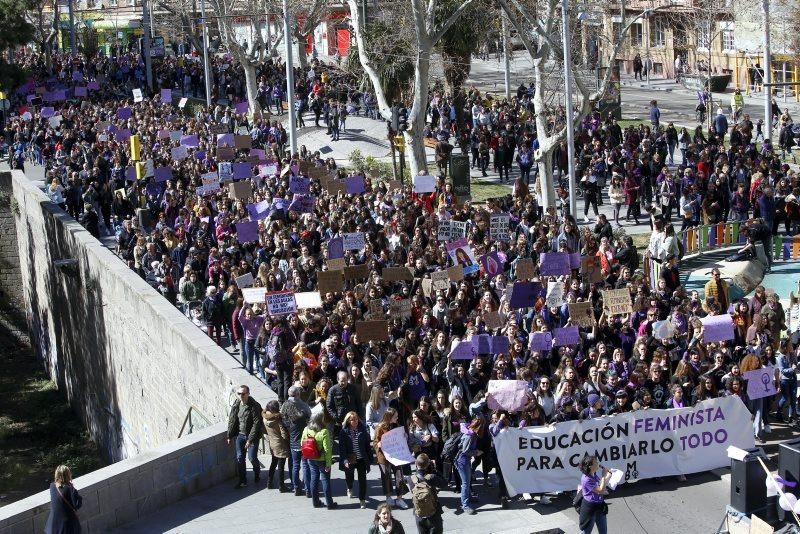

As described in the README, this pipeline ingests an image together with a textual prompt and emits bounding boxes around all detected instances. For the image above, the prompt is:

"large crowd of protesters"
[6,46,800,533]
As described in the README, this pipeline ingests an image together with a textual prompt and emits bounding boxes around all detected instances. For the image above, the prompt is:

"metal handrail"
[178,405,213,438]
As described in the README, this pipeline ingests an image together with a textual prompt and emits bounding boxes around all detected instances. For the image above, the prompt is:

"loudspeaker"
[778,439,800,521]
[731,447,767,515]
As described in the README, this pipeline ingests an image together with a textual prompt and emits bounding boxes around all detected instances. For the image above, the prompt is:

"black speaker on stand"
[778,439,800,522]
[731,447,767,516]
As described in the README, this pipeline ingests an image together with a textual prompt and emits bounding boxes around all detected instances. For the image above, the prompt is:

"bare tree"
[155,0,205,54]
[291,0,327,70]
[26,0,58,71]
[498,0,669,207]
[347,0,476,175]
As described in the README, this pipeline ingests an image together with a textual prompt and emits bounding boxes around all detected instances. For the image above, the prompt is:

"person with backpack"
[411,453,445,534]
[300,410,338,509]
[227,385,264,488]
[281,385,312,496]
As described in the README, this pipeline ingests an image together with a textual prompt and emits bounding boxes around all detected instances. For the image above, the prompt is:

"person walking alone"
[45,465,82,534]
[227,385,264,488]
[577,455,612,534]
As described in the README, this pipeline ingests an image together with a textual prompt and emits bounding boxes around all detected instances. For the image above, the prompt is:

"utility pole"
[200,0,212,108]
[67,0,77,53]
[501,12,511,100]
[142,0,153,90]
[561,0,577,217]
[282,0,298,155]
[645,12,651,86]
[762,0,772,139]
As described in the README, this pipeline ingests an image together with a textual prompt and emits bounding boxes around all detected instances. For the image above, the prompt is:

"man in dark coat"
[326,370,362,428]
[227,385,264,488]
[281,385,312,495]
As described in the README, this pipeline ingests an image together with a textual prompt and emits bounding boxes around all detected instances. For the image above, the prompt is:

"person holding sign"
[577,455,612,534]
[373,409,410,510]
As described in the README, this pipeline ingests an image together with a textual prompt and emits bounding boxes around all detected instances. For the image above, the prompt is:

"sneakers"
[347,489,353,499]
[539,495,552,504]
[462,506,477,515]
[327,502,339,510]
[394,498,409,510]
[584,216,590,223]
[360,500,367,509]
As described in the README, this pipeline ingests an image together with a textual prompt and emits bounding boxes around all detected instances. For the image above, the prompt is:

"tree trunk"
[536,147,555,208]
[405,47,432,176]
[242,61,260,116]
[296,35,309,70]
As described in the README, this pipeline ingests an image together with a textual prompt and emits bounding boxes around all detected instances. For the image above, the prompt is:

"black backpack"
[440,433,462,462]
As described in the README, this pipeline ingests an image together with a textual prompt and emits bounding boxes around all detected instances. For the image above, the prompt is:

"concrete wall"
[0,174,28,348]
[0,169,274,463]
[0,422,234,534]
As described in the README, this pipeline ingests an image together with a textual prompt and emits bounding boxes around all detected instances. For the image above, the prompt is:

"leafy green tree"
[0,0,34,91]
[437,0,491,94]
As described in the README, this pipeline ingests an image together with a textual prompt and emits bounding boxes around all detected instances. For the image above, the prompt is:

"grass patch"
[0,351,106,505]
[631,232,651,255]
[469,180,511,203]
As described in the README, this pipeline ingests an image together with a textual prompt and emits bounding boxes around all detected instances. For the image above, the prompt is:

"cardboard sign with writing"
[368,299,384,318]
[447,264,464,282]
[483,311,504,330]
[266,291,297,316]
[357,320,389,342]
[343,232,365,251]
[602,289,633,315]
[242,287,267,304]
[490,214,511,241]
[229,180,252,200]
[234,135,252,149]
[581,256,604,284]
[421,279,433,297]
[309,166,329,180]
[235,272,254,289]
[327,258,346,271]
[296,292,323,310]
[317,270,344,294]
[389,298,412,319]
[516,258,535,281]
[324,180,346,196]
[217,147,235,161]
[431,270,450,291]
[383,266,413,282]
[568,302,596,328]
[344,264,370,280]
[545,281,564,309]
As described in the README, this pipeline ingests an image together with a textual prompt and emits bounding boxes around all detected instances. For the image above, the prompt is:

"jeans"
[268,456,286,486]
[308,460,333,506]
[580,508,608,534]
[235,433,260,483]
[455,457,472,510]
[244,339,256,374]
[779,380,798,419]
[290,449,305,491]
[519,165,532,184]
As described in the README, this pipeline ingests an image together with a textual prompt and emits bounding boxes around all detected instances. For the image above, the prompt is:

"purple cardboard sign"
[72,71,83,82]
[145,182,163,197]
[247,200,271,221]
[115,129,131,142]
[195,150,206,161]
[232,162,252,180]
[744,366,778,400]
[475,334,492,354]
[272,198,290,212]
[180,135,199,148]
[160,88,172,102]
[509,281,537,309]
[289,194,315,214]
[491,335,510,354]
[53,90,66,102]
[87,81,100,91]
[539,252,572,277]
[117,107,132,120]
[216,133,234,147]
[154,167,172,182]
[554,326,580,346]
[345,175,366,195]
[125,166,137,181]
[236,220,259,243]
[448,340,478,360]
[157,129,170,139]
[289,176,310,194]
[328,237,344,259]
[250,148,266,161]
[74,86,87,97]
[700,314,735,343]
[569,252,581,270]
[234,101,249,114]
[40,107,55,118]
[529,331,553,352]
[480,252,504,278]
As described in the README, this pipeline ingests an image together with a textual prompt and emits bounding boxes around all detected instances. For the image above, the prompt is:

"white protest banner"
[602,289,633,315]
[437,220,467,242]
[412,174,436,193]
[486,380,529,412]
[343,232,365,251]
[380,426,415,466]
[494,396,754,495]
[295,291,323,310]
[242,287,266,304]
[545,281,564,309]
[178,97,188,108]
[490,214,511,241]
[744,366,777,400]
[266,291,297,316]
[235,272,254,288]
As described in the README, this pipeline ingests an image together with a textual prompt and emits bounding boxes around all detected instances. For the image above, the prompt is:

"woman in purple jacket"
[238,305,266,376]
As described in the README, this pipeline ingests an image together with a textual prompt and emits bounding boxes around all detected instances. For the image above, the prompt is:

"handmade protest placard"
[447,265,464,282]
[232,162,252,180]
[581,256,604,283]
[154,167,172,183]
[178,97,188,108]
[236,221,259,244]
[412,175,436,193]
[317,270,344,294]
[490,214,511,241]
[289,194,315,214]
[247,200,271,221]
[486,380,529,412]
[266,291,297,316]
[554,326,580,346]
[480,252,504,278]
[328,237,344,260]
[701,314,735,342]
[357,320,389,342]
[343,264,370,281]
[437,220,468,242]
[171,146,188,161]
[744,366,777,400]
[545,282,564,309]
[343,232,365,251]
[493,396,754,495]
[389,298,412,319]
[568,302,596,328]
[380,426,416,466]
[515,258,535,281]
[242,287,267,304]
[447,239,479,275]
[234,101,249,114]
[509,282,538,309]
[327,258,346,271]
[448,340,477,360]
[229,181,252,200]
[539,252,572,277]
[569,253,581,270]
[421,279,433,297]
[368,299,384,318]
[483,311,503,331]
[383,267,413,282]
[295,292,323,310]
[180,134,199,147]
[491,335,510,354]
[132,88,143,102]
[235,273,254,289]
[217,147,235,161]
[234,135,252,149]
[529,331,553,352]
[431,270,450,291]
[602,289,633,315]
[289,176,311,195]
[345,175,366,195]
[160,88,172,102]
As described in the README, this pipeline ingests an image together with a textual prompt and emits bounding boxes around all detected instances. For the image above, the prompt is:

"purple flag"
[554,326,580,346]
[232,162,252,180]
[154,167,172,182]
[40,107,55,118]
[448,340,477,360]
[180,135,199,148]
[289,176,310,194]
[247,200,271,221]
[509,282,537,309]
[345,175,366,195]
[235,101,249,114]
[160,88,172,102]
[74,86,87,97]
[236,221,259,243]
[529,332,553,352]
[328,237,344,259]
[117,107,132,120]
[539,252,572,277]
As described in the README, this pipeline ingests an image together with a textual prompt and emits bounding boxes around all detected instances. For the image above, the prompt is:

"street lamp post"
[282,0,298,155]
[762,0,772,139]
[561,0,577,217]
[200,0,212,108]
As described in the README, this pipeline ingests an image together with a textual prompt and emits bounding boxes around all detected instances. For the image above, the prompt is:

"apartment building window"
[650,18,666,48]
[631,23,643,47]
[696,21,710,49]
[721,21,735,51]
